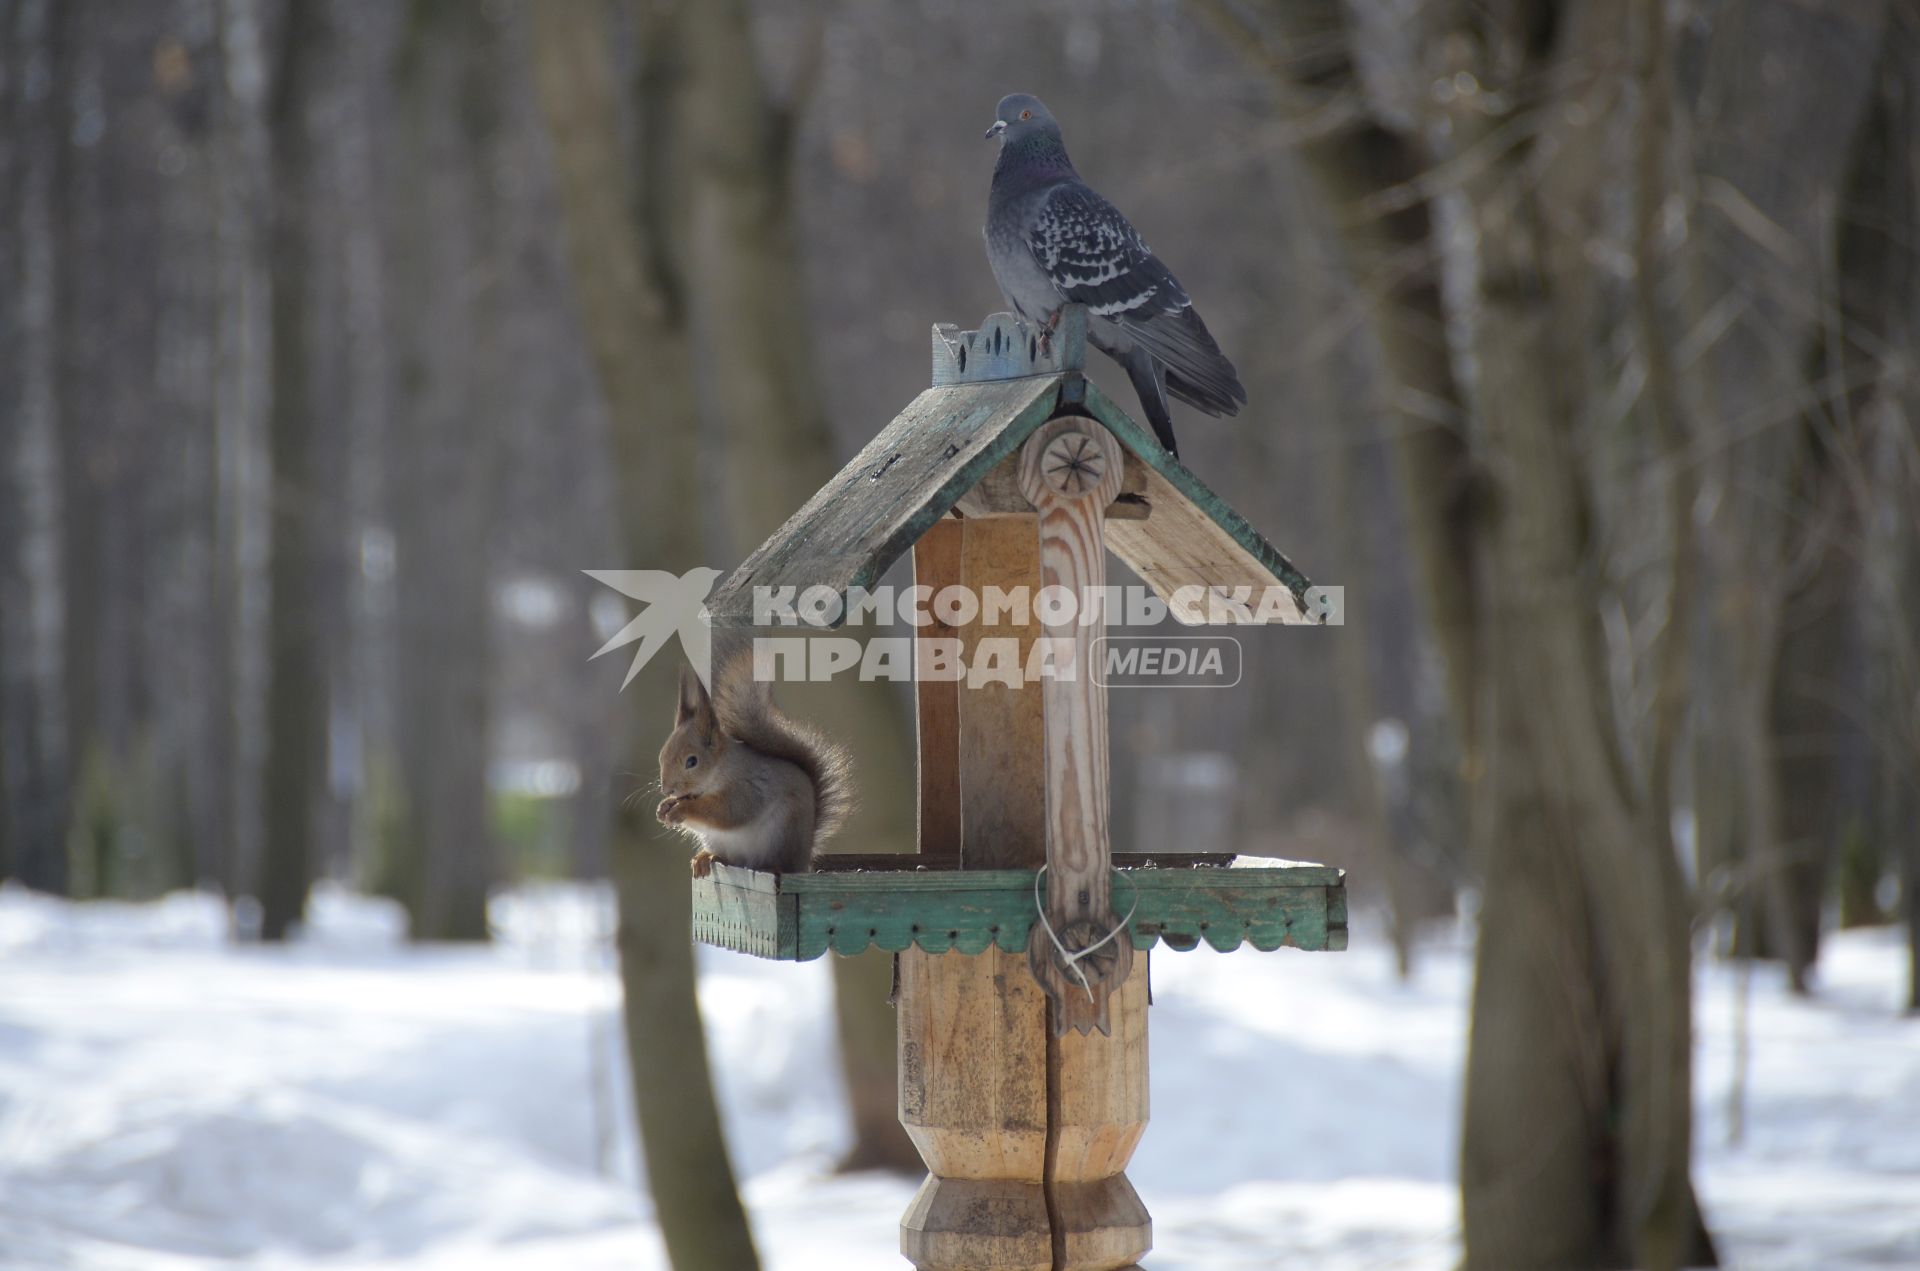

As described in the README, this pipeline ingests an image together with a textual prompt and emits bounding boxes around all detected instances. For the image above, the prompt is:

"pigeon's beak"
[984,119,1006,141]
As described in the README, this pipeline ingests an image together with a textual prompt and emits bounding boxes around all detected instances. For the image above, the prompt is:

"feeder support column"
[1017,417,1131,1037]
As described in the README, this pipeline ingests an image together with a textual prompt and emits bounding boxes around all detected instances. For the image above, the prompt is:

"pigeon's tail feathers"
[1165,368,1240,417]
[1121,347,1181,457]
[1130,304,1246,419]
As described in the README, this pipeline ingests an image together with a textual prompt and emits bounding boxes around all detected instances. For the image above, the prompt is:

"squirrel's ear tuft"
[675,665,712,725]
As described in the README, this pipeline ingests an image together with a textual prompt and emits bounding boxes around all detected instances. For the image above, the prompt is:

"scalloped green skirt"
[690,853,1347,961]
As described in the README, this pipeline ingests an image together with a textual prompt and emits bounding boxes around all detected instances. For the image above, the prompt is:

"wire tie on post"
[1032,864,1140,1004]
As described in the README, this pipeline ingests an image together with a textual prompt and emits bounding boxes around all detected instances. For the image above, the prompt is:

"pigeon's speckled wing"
[1027,182,1183,319]
[1026,183,1246,416]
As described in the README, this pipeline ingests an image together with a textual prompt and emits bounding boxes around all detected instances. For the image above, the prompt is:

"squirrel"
[656,660,852,878]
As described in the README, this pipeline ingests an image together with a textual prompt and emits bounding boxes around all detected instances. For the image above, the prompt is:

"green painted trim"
[1077,378,1317,605]
[689,866,787,959]
[691,858,1349,961]
[1324,880,1350,953]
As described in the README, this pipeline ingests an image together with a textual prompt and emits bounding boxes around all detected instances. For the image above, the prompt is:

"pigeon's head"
[985,93,1061,144]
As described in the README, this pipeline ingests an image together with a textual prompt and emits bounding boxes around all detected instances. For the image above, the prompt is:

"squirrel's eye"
[684,754,699,769]
[1020,109,1032,120]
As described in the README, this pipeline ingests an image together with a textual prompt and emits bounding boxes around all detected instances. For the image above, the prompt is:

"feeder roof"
[705,308,1318,628]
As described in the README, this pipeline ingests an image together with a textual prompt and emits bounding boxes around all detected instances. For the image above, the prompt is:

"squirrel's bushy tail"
[710,656,854,847]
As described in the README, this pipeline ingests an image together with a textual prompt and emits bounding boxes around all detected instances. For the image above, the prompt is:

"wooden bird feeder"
[693,305,1346,1270]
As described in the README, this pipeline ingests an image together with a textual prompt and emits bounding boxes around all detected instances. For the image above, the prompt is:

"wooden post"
[1016,418,1131,1036]
[898,946,1052,1271]
[1022,416,1150,1270]
[913,520,964,859]
[896,945,1149,1271]
[903,513,1056,1269]
[1048,963,1150,1270]
[956,518,1047,869]
[898,318,1149,1271]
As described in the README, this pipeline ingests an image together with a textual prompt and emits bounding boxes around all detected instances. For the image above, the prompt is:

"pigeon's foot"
[1037,308,1063,358]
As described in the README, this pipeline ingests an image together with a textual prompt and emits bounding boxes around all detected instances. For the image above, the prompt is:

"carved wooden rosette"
[1015,418,1133,1037]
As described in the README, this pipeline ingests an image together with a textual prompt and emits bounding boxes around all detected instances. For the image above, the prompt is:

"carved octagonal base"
[897,945,1150,1271]
[901,1176,1052,1271]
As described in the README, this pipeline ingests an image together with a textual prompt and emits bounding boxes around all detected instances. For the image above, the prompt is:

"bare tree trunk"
[1446,9,1711,1263]
[0,0,22,885]
[674,0,920,1174]
[1327,436,1418,975]
[1630,0,1698,842]
[1691,0,1893,990]
[40,0,152,898]
[1290,191,1429,970]
[1900,5,1920,1010]
[210,0,273,908]
[385,0,503,943]
[258,0,328,941]
[1204,3,1714,1264]
[50,0,98,899]
[1830,0,1920,1003]
[1903,776,1920,1013]
[1731,615,1808,990]
[1767,543,1856,956]
[0,0,72,892]
[1460,218,1710,1269]
[529,3,762,1266]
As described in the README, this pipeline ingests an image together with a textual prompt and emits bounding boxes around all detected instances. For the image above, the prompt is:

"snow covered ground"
[1,881,1915,1270]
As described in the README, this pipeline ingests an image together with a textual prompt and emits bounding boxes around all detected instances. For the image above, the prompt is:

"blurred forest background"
[1,0,1916,1267]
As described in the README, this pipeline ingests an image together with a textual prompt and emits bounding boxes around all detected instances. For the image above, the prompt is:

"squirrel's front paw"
[689,848,716,879]
[657,796,686,825]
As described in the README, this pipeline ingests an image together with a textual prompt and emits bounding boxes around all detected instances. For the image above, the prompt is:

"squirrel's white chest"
[695,807,788,869]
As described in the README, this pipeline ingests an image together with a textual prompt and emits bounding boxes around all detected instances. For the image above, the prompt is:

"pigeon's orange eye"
[1020,109,1032,120]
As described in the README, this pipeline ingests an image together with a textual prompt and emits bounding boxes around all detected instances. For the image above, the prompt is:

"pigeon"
[984,93,1245,458]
